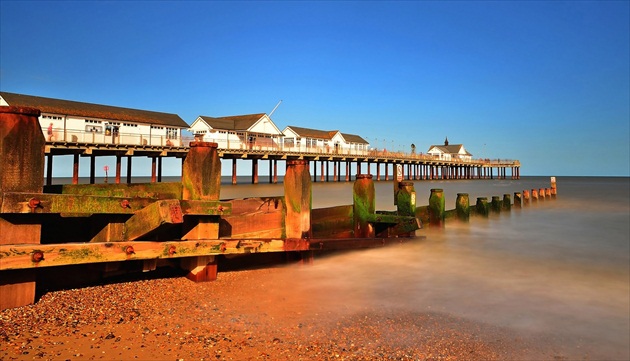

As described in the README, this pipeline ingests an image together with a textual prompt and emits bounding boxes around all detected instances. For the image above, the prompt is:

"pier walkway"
[43,137,520,185]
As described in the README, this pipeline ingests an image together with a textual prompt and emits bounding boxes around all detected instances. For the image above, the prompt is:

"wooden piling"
[428,188,445,227]
[502,194,511,211]
[180,141,221,281]
[523,189,530,205]
[539,188,546,201]
[550,176,557,198]
[182,142,220,201]
[531,189,538,202]
[397,181,417,217]
[491,196,502,213]
[476,197,489,217]
[284,160,312,239]
[0,106,44,310]
[353,174,375,238]
[455,193,470,222]
[514,192,522,208]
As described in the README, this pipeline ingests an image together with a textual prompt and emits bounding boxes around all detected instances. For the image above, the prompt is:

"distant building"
[0,92,188,146]
[189,113,283,150]
[282,126,369,155]
[427,137,472,161]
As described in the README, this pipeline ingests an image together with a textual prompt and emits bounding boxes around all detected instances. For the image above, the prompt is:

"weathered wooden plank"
[179,200,232,215]
[124,200,183,241]
[0,239,295,271]
[311,205,354,238]
[1,192,150,214]
[220,198,284,238]
[52,182,183,199]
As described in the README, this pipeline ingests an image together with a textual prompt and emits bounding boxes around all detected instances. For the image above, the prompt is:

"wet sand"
[0,263,560,361]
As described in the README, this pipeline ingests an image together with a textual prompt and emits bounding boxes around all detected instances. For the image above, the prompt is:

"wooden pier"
[43,137,520,185]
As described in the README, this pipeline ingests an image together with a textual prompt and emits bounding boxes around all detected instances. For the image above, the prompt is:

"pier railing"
[46,126,519,166]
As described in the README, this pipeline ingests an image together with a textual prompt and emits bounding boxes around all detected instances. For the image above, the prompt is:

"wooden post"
[456,193,470,222]
[0,106,44,310]
[502,194,511,211]
[353,174,375,238]
[180,141,221,281]
[491,196,502,213]
[182,142,220,201]
[550,176,557,198]
[522,190,530,205]
[514,192,522,208]
[284,160,312,239]
[476,197,489,217]
[428,188,445,227]
[539,188,546,201]
[397,181,417,217]
[531,189,538,202]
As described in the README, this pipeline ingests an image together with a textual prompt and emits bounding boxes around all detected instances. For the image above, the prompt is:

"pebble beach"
[0,263,558,361]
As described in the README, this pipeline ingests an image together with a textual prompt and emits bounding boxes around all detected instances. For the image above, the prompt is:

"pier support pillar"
[232,159,237,185]
[456,193,470,222]
[126,155,132,184]
[353,174,375,238]
[0,106,44,310]
[252,159,259,184]
[428,188,445,227]
[115,154,122,184]
[284,160,312,239]
[46,153,53,185]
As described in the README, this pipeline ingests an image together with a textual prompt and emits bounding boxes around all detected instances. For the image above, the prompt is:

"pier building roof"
[191,113,283,135]
[0,92,188,128]
[284,126,369,145]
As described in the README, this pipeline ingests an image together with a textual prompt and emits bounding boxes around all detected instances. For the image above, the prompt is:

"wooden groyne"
[416,177,557,226]
[0,106,422,310]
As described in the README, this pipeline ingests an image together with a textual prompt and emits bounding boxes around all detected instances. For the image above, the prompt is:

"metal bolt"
[124,246,135,255]
[218,205,224,213]
[120,200,131,209]
[28,198,41,211]
[31,251,44,263]
[168,245,176,256]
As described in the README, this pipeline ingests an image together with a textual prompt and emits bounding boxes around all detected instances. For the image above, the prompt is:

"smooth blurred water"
[52,175,630,359]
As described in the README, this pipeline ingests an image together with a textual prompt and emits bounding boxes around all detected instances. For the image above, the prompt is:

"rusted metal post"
[514,192,522,208]
[284,160,312,239]
[428,188,445,227]
[353,174,375,238]
[502,194,511,211]
[456,193,470,222]
[476,197,489,217]
[0,106,44,310]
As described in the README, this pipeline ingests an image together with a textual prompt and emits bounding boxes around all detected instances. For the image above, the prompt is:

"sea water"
[50,175,630,359]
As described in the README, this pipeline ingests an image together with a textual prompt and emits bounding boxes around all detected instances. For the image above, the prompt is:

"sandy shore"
[1,263,556,361]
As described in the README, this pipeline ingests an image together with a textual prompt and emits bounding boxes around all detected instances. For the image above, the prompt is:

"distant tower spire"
[444,137,449,146]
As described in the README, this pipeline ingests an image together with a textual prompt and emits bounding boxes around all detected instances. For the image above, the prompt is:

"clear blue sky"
[1,1,628,176]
